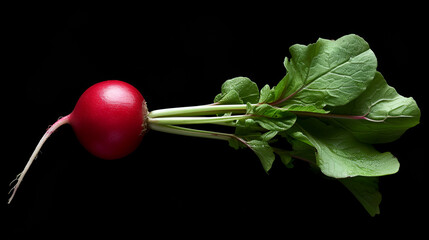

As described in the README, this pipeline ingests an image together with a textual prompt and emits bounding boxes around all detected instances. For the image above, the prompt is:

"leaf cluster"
[213,34,421,216]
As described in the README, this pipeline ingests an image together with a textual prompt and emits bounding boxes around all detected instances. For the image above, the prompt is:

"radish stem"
[148,115,248,125]
[8,115,71,204]
[148,123,250,148]
[148,104,248,118]
[148,123,233,141]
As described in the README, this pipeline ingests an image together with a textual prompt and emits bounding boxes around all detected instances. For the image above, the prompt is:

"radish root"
[8,115,71,204]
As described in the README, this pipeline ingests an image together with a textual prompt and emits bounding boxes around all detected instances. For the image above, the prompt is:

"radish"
[69,80,147,160]
[8,35,420,217]
[8,80,148,203]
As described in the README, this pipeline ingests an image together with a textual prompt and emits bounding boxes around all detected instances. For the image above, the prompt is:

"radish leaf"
[214,76,260,104]
[247,140,276,173]
[273,148,294,168]
[293,118,399,178]
[247,103,297,131]
[329,72,421,143]
[274,34,377,110]
[339,177,381,217]
[147,34,420,216]
[259,84,276,103]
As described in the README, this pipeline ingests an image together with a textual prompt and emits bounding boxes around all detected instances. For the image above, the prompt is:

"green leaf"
[260,130,279,142]
[234,120,279,142]
[273,148,294,168]
[273,71,288,101]
[285,130,382,216]
[247,103,297,131]
[287,137,317,164]
[339,177,381,217]
[275,34,377,110]
[284,104,330,114]
[214,90,243,104]
[228,137,243,150]
[214,77,260,104]
[229,129,277,172]
[293,118,399,178]
[247,140,275,173]
[330,72,421,143]
[234,119,264,141]
[259,84,276,103]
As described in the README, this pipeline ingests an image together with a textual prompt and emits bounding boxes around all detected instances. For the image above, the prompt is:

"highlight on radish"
[8,34,420,217]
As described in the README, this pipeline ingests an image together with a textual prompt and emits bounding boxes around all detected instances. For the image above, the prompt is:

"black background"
[3,5,428,238]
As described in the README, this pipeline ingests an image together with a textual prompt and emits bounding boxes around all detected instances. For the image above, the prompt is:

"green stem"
[148,123,234,141]
[149,123,252,149]
[148,104,248,118]
[148,115,248,125]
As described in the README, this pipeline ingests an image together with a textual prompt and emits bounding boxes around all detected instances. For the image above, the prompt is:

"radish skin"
[69,80,146,160]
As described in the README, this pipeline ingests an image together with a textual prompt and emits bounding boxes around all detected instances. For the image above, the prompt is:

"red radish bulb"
[8,80,148,203]
[70,80,147,159]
